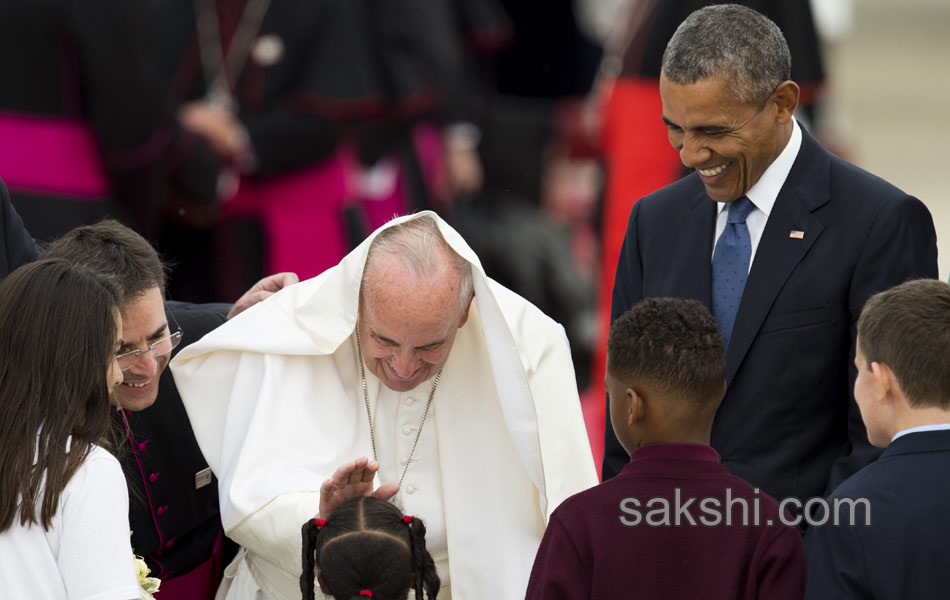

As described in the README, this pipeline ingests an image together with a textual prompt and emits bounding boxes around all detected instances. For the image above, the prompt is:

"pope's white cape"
[170,211,597,599]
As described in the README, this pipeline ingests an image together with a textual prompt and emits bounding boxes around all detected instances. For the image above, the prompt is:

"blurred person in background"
[451,0,603,388]
[147,0,509,303]
[0,0,220,244]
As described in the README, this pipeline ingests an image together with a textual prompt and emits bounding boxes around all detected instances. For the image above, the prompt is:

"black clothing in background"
[0,0,218,242]
[0,179,41,279]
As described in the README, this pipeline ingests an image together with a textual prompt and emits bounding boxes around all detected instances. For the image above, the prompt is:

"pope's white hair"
[362,215,474,315]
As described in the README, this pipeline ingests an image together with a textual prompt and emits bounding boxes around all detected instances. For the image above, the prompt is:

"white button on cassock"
[369,377,448,576]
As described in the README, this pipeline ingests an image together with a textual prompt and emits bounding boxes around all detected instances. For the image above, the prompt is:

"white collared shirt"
[891,423,950,443]
[713,118,803,271]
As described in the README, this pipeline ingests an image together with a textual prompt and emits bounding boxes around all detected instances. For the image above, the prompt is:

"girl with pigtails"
[301,496,441,600]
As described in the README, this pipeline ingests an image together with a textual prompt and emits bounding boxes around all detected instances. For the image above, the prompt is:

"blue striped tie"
[712,197,754,349]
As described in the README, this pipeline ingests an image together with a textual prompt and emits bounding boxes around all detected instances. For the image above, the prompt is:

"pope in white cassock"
[170,212,598,599]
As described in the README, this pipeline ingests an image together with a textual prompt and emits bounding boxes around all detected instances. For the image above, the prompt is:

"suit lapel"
[725,128,830,384]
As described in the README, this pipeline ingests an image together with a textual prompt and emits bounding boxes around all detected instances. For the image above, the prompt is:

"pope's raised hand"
[318,457,400,518]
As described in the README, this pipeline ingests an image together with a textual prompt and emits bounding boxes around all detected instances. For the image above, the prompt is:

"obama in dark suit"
[603,4,938,505]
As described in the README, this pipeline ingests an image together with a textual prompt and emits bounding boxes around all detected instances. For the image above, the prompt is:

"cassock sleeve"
[228,491,321,579]
[754,525,806,600]
[0,179,41,278]
[828,193,937,492]
[603,200,645,480]
[525,513,592,600]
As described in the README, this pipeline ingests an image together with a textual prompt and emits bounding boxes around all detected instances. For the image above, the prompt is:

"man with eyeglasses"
[603,4,938,506]
[43,220,295,600]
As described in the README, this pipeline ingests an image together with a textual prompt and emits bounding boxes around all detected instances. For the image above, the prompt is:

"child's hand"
[318,457,400,518]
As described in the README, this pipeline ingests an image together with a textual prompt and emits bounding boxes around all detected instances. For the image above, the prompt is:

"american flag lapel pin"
[789,230,805,240]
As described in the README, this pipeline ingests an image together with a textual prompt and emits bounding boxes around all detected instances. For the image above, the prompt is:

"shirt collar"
[628,442,721,464]
[716,117,802,218]
[892,423,950,443]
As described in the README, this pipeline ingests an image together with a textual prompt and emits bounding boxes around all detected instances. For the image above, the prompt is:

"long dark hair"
[0,259,121,531]
[301,497,441,600]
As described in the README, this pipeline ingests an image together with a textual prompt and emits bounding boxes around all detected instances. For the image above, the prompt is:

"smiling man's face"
[357,249,470,393]
[114,287,170,412]
[660,73,794,204]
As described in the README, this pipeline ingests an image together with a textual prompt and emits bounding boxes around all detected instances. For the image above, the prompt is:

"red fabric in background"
[584,79,681,475]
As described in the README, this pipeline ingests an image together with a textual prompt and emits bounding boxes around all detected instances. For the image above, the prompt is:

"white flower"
[131,533,162,600]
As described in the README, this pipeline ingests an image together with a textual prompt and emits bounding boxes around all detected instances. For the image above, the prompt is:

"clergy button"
[137,441,148,452]
[157,505,169,516]
[406,485,418,494]
[164,538,175,550]
[405,397,417,406]
[402,426,415,436]
[148,472,160,484]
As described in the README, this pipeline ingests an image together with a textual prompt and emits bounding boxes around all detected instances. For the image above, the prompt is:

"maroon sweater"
[527,444,805,599]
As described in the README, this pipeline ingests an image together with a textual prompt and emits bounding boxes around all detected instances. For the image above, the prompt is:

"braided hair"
[301,496,441,600]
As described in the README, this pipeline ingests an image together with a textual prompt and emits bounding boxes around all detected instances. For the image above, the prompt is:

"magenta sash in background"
[0,112,110,199]
[224,150,359,282]
[223,125,446,281]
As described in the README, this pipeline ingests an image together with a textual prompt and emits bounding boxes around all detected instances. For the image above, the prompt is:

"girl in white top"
[0,259,141,600]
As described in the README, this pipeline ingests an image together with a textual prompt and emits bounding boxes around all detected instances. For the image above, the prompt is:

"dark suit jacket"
[804,430,950,599]
[125,307,230,581]
[0,179,41,279]
[604,126,938,503]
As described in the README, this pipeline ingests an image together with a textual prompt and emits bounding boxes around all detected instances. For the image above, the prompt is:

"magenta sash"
[0,112,110,199]
[222,125,446,281]
[224,151,358,281]
[152,528,225,600]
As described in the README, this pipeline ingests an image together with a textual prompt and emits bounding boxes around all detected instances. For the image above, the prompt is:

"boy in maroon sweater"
[527,298,805,599]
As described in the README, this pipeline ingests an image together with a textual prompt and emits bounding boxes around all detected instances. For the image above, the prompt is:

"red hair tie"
[359,591,372,597]
[403,515,414,525]
[314,517,326,528]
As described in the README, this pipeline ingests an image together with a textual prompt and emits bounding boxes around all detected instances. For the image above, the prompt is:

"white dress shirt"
[892,423,950,443]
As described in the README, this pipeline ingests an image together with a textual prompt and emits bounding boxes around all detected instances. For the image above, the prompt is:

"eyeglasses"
[115,330,183,371]
[115,306,183,372]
